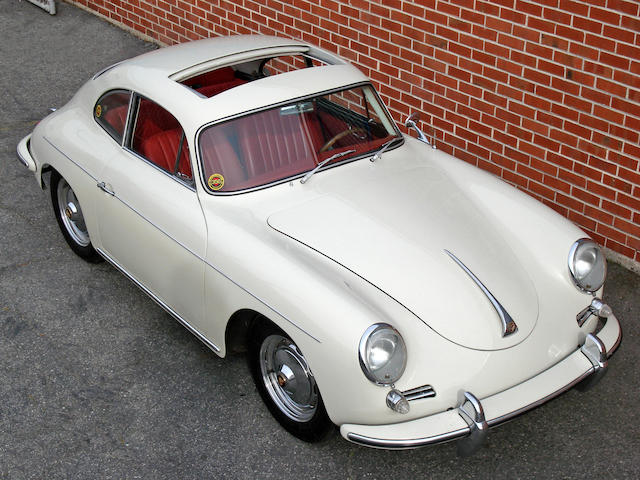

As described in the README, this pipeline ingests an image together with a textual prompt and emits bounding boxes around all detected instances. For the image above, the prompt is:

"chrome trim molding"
[402,385,436,401]
[608,325,622,358]
[444,249,518,337]
[576,297,612,327]
[97,247,221,353]
[346,427,468,450]
[92,60,125,80]
[99,188,320,344]
[202,255,322,343]
[44,137,98,182]
[486,371,593,428]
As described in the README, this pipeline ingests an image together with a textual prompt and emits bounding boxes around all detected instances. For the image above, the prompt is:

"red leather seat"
[134,99,180,145]
[196,79,247,97]
[237,109,323,182]
[140,129,191,178]
[185,66,236,87]
[186,67,248,98]
[200,127,246,191]
[103,105,128,136]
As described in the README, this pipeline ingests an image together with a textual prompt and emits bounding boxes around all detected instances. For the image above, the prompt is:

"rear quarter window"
[94,90,131,143]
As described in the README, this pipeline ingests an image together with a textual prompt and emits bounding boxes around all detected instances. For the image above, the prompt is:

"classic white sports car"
[17,35,621,454]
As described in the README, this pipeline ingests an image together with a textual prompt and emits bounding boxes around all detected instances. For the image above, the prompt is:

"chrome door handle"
[97,181,115,196]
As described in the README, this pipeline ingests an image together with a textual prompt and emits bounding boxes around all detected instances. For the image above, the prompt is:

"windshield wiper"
[370,137,399,162]
[300,149,356,184]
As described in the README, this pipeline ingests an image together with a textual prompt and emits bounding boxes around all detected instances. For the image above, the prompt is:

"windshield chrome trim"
[195,81,403,196]
[444,250,518,337]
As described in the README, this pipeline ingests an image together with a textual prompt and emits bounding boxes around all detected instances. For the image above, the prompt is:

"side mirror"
[404,112,421,127]
[404,112,436,149]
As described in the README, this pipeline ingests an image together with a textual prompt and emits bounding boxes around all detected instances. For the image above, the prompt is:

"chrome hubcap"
[64,202,79,220]
[57,179,90,247]
[260,334,318,422]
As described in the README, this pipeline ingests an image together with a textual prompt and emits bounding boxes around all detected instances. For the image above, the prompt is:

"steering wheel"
[319,127,367,153]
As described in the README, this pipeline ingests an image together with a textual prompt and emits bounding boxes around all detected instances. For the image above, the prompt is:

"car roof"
[123,35,312,77]
[95,35,369,133]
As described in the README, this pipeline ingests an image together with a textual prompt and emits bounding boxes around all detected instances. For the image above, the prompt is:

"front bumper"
[340,311,621,451]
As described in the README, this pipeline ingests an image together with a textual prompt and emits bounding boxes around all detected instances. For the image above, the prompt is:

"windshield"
[199,84,399,193]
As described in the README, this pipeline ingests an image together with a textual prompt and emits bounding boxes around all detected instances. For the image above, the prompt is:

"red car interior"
[103,105,128,137]
[140,129,191,178]
[238,109,323,178]
[199,100,394,192]
[200,127,246,188]
[184,67,248,98]
[96,73,392,191]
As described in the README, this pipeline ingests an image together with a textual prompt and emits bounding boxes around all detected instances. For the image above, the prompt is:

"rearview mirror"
[280,102,314,116]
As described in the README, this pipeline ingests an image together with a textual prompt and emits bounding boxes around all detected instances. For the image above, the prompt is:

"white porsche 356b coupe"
[18,35,621,454]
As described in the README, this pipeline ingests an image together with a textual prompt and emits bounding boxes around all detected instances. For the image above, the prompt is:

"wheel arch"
[224,308,264,354]
[223,307,318,356]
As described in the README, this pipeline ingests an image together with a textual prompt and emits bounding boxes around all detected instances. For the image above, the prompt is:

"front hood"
[267,159,539,351]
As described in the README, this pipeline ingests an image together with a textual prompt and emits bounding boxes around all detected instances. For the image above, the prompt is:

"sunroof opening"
[179,53,329,98]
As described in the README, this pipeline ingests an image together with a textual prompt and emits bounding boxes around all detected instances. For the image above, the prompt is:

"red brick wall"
[69,0,640,265]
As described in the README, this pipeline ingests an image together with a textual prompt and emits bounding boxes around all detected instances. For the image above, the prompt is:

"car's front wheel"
[249,321,332,442]
[50,171,102,263]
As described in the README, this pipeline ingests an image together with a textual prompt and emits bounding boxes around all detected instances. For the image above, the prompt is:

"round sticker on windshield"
[208,173,225,191]
[95,104,102,117]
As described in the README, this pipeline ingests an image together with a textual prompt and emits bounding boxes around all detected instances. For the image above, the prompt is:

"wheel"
[50,171,102,263]
[248,321,332,442]
[319,127,367,152]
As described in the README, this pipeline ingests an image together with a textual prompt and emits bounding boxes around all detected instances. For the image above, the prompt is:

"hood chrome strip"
[444,250,518,337]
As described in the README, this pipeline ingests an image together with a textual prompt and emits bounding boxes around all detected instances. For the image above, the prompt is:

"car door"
[93,93,208,340]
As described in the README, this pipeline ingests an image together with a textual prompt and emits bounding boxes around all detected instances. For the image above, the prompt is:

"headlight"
[568,238,607,293]
[359,323,407,385]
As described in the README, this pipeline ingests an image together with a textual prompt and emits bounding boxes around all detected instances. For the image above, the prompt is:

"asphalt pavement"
[1,2,639,479]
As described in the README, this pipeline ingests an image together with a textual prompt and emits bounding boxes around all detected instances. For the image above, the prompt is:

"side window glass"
[94,90,130,143]
[131,97,192,181]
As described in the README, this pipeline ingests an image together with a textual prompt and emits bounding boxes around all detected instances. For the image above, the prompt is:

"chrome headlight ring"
[358,323,407,386]
[568,238,607,294]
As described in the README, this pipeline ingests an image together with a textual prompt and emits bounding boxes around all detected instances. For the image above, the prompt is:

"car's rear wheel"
[249,321,332,442]
[50,171,102,263]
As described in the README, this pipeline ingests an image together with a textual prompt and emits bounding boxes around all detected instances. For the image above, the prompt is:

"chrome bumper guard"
[456,392,488,457]
[455,332,608,456]
[343,315,621,454]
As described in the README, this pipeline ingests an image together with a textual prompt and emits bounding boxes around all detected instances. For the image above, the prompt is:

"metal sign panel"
[26,0,56,15]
